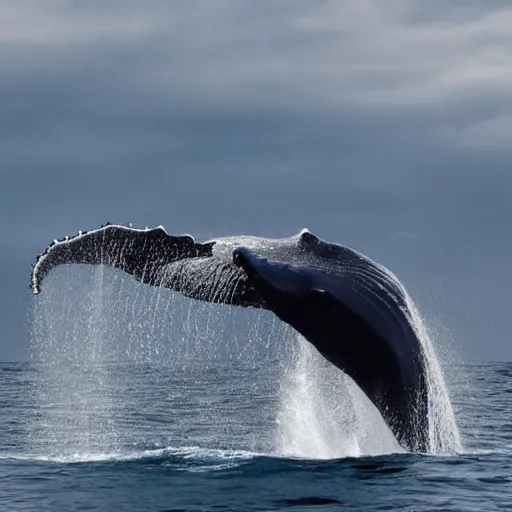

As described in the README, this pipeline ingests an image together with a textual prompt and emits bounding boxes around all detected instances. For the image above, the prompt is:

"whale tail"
[31,224,213,291]
[31,224,266,308]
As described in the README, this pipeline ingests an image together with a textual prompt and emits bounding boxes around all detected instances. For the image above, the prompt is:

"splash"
[30,261,461,460]
[275,318,462,458]
[406,297,462,454]
[275,334,402,459]
[29,265,281,459]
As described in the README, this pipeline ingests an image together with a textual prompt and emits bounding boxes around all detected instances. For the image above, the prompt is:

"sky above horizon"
[1,1,512,361]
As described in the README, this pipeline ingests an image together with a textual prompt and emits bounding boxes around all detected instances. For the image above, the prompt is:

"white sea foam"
[0,445,260,465]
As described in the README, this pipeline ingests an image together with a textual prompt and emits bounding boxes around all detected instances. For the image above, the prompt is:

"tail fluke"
[30,223,264,308]
[30,223,214,294]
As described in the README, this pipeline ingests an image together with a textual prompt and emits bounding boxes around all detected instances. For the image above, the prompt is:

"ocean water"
[1,268,511,511]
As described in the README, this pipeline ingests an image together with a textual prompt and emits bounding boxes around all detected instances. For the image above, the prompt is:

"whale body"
[31,224,430,452]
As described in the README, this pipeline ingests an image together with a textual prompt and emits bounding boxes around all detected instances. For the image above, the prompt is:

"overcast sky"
[1,0,512,361]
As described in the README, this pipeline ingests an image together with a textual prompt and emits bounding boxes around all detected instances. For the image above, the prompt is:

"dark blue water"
[1,361,511,511]
[1,270,511,511]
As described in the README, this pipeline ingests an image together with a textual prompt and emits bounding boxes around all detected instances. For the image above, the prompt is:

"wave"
[1,443,485,469]
[0,445,262,468]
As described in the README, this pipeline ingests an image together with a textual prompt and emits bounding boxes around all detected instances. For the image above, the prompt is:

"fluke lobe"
[31,223,430,452]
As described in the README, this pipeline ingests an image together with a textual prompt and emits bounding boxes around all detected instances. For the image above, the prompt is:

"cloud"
[2,1,511,204]
[1,0,511,168]
[1,0,512,174]
[2,2,512,106]
[450,115,512,150]
[1,0,510,240]
[0,1,157,44]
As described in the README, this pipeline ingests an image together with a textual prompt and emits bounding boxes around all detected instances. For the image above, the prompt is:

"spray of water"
[273,301,462,458]
[29,266,282,459]
[405,297,462,454]
[30,267,120,457]
[276,334,402,458]
[30,263,461,460]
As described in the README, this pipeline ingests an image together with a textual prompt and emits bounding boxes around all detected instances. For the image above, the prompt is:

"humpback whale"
[30,223,430,452]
